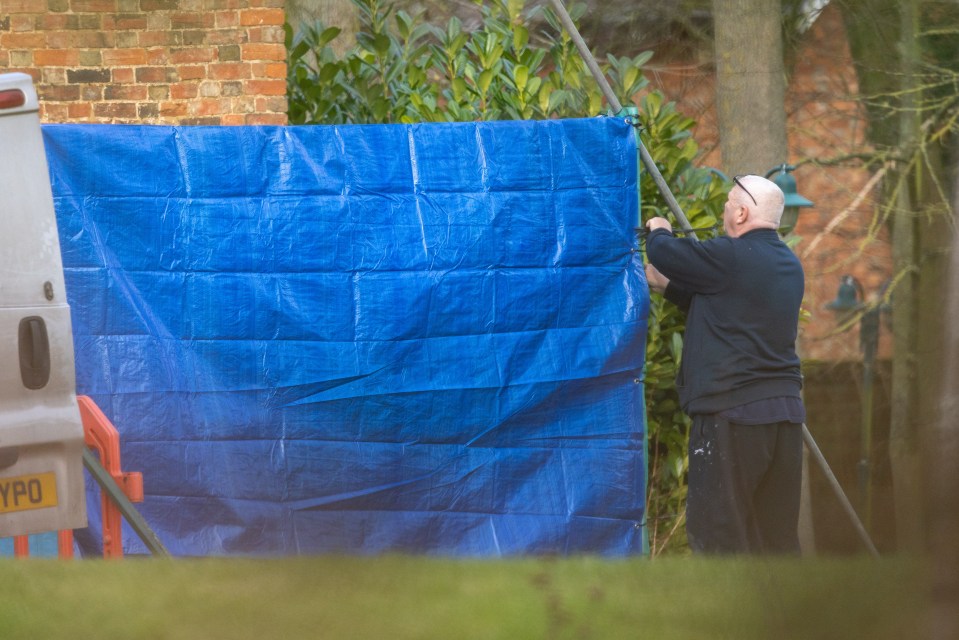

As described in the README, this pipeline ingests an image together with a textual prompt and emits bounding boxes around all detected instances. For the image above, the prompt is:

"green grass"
[0,555,925,639]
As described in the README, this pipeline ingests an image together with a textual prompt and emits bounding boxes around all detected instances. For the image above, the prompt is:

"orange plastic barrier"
[11,396,144,559]
[77,395,144,558]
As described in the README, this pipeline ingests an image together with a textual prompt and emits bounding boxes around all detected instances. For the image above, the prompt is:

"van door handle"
[19,316,51,389]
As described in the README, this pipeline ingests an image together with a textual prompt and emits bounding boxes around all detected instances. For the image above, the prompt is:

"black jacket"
[646,227,804,415]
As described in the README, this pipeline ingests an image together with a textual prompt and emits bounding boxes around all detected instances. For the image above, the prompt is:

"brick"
[221,113,246,125]
[182,116,223,125]
[0,16,9,31]
[93,102,138,119]
[36,49,80,66]
[77,14,103,29]
[38,14,78,29]
[176,65,206,80]
[118,0,137,10]
[116,32,138,48]
[218,44,241,62]
[41,67,66,84]
[169,47,216,63]
[206,0,242,9]
[148,85,170,100]
[135,66,177,83]
[208,62,250,80]
[160,102,186,118]
[141,0,178,10]
[9,51,33,66]
[251,61,286,79]
[254,94,286,112]
[112,67,135,83]
[182,30,209,46]
[147,48,169,64]
[248,0,284,9]
[80,84,104,100]
[5,0,47,12]
[47,0,69,10]
[146,13,172,30]
[170,82,199,99]
[10,15,36,31]
[214,10,239,28]
[197,80,219,97]
[240,42,284,61]
[2,32,46,48]
[244,78,285,96]
[139,31,180,47]
[246,113,287,125]
[239,8,283,26]
[171,12,215,29]
[101,48,147,66]
[66,67,110,83]
[104,84,148,100]
[41,103,70,122]
[246,25,284,44]
[72,0,117,10]
[221,80,242,96]
[138,103,159,119]
[79,50,102,66]
[67,102,93,118]
[47,30,112,49]
[103,14,148,30]
[39,84,80,101]
[195,97,229,115]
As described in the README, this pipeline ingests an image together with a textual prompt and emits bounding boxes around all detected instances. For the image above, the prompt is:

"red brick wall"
[0,0,287,124]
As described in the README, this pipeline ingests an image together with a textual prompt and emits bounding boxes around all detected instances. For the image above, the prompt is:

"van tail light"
[0,89,27,110]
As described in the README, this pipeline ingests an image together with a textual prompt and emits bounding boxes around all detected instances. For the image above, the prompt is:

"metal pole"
[83,449,171,557]
[802,425,880,557]
[547,0,695,235]
[548,0,880,557]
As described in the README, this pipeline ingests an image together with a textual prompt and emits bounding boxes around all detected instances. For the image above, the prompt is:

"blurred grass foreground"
[0,554,926,639]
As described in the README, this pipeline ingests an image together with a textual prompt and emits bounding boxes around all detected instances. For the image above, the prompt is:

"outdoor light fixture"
[765,164,814,235]
[826,274,885,533]
[826,274,864,312]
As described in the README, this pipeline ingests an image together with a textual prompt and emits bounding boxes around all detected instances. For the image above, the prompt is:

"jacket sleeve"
[663,282,692,313]
[646,228,735,296]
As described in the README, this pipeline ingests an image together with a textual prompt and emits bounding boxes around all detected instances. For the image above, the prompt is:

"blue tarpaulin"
[43,117,649,556]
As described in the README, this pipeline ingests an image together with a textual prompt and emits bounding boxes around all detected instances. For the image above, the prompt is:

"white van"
[0,72,86,536]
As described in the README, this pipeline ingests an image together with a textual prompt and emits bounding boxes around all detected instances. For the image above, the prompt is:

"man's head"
[723,174,785,237]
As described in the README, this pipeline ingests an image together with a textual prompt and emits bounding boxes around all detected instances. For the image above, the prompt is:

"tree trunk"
[888,0,924,555]
[712,0,788,175]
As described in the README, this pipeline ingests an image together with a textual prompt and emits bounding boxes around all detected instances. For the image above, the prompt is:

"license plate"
[0,472,58,514]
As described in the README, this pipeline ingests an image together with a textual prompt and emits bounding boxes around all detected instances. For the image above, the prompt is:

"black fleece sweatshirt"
[646,227,804,416]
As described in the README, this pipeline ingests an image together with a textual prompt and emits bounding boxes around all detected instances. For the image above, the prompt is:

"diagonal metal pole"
[548,0,879,557]
[83,449,171,557]
[547,0,694,235]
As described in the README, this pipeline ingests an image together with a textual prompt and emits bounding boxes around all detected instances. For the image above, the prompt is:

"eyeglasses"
[733,175,758,206]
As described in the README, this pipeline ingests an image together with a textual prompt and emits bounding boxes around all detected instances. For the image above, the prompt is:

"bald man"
[645,174,805,555]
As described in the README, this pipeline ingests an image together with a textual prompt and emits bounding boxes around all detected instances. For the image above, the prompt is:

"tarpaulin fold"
[44,117,649,556]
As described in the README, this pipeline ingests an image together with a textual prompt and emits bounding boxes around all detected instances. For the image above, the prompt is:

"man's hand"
[645,262,670,294]
[645,217,672,234]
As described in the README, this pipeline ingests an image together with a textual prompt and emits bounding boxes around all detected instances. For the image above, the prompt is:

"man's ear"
[736,205,749,225]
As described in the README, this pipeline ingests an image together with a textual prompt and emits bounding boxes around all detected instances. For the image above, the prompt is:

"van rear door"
[0,72,86,536]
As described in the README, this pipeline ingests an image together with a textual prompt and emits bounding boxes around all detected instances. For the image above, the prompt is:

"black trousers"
[685,414,802,554]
